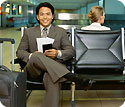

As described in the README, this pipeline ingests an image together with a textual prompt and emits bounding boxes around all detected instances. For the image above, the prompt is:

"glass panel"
[12,4,16,15]
[18,5,22,15]
[5,3,10,14]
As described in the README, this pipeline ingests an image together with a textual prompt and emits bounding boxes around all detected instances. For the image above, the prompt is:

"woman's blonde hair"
[88,6,104,23]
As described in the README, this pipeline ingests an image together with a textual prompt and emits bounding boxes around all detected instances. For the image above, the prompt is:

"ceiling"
[7,0,99,9]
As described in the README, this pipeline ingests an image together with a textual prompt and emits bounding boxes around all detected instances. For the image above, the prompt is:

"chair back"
[73,29,124,74]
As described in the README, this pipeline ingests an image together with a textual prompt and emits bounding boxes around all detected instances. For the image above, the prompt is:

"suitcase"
[0,38,26,107]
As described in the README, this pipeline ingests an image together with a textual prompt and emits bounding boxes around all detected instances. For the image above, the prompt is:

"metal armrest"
[62,57,75,65]
[62,58,75,71]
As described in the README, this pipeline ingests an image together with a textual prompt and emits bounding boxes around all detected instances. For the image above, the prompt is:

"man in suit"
[16,2,92,107]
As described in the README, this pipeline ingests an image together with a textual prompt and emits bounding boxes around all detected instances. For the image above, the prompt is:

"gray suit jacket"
[16,25,74,63]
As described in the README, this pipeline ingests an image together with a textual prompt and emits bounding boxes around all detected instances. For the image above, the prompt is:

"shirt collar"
[91,22,101,26]
[40,24,51,32]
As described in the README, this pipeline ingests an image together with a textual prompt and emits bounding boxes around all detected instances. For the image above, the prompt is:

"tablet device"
[42,44,52,53]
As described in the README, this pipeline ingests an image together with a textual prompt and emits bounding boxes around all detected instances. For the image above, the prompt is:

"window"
[12,4,16,15]
[5,3,10,14]
[18,5,22,15]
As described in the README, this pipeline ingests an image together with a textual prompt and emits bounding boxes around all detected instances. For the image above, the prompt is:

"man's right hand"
[44,49,58,59]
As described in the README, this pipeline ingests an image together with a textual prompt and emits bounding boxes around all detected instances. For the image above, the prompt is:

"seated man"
[16,2,92,107]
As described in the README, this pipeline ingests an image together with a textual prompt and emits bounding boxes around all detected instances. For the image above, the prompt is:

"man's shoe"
[72,74,93,90]
[64,72,93,90]
[82,79,93,90]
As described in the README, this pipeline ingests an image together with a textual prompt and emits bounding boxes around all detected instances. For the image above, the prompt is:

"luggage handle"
[0,38,15,44]
[0,38,15,71]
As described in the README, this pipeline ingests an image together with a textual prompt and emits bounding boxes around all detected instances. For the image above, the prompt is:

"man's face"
[37,7,54,27]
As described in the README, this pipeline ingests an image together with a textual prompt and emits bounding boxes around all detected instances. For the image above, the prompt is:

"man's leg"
[42,72,60,107]
[25,52,47,78]
[25,52,69,82]
[25,52,93,90]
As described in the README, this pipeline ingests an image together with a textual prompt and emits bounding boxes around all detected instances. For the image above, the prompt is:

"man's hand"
[44,49,58,59]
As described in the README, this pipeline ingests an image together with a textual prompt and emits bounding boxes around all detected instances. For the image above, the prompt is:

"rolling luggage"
[0,38,26,107]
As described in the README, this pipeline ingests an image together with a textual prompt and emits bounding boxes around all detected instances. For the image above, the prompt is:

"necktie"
[42,28,47,38]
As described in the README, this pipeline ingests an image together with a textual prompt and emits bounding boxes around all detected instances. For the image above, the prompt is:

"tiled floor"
[27,90,125,107]
[1,27,125,107]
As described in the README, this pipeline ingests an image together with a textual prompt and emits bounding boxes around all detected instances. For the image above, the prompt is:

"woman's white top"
[81,22,111,30]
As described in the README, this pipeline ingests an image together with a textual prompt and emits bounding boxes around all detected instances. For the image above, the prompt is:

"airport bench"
[70,28,125,106]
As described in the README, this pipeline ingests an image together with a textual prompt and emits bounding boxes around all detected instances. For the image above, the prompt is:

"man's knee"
[29,52,43,64]
[27,52,47,71]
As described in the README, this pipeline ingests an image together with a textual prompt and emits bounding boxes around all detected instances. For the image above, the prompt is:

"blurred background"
[0,1,125,107]
[0,0,125,30]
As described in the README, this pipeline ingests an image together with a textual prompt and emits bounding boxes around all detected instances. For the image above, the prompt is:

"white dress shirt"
[81,22,110,30]
[40,25,51,37]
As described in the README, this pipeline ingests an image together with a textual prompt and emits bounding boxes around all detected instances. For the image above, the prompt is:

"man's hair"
[88,6,104,23]
[36,2,55,24]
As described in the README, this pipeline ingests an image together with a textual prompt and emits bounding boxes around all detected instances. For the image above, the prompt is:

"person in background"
[16,2,92,107]
[81,6,110,30]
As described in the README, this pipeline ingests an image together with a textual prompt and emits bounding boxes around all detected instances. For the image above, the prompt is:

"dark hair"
[36,2,55,24]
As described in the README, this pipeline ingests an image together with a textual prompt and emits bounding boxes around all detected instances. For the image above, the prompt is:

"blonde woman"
[81,6,110,30]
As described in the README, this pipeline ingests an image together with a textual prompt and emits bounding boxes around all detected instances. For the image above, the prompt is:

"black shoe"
[82,79,93,90]
[64,72,93,90]
[76,74,94,90]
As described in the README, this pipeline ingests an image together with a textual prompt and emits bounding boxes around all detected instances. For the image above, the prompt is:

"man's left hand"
[44,49,58,59]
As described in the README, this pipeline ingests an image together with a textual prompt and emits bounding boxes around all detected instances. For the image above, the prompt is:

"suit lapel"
[48,25,56,39]
[34,25,41,38]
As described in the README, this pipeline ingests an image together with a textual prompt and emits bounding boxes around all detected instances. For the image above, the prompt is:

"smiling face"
[37,7,54,27]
